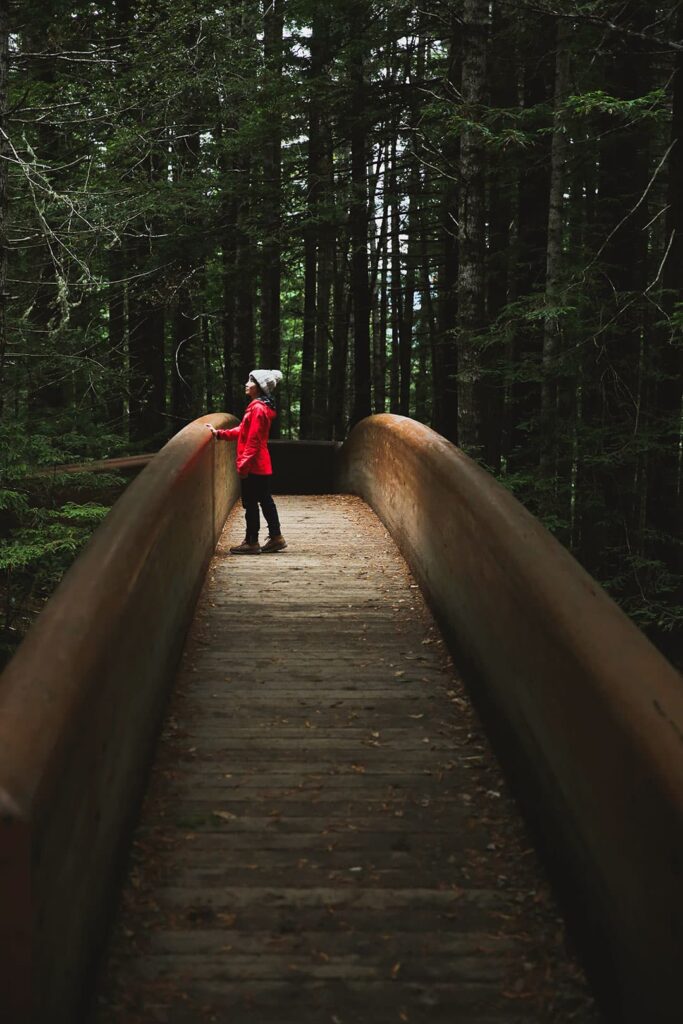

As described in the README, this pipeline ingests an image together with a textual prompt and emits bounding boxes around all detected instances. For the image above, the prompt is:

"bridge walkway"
[92,495,599,1024]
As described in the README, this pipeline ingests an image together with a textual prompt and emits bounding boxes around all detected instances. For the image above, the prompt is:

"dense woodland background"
[0,0,681,664]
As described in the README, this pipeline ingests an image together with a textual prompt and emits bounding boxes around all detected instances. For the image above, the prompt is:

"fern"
[46,502,110,524]
[0,489,30,517]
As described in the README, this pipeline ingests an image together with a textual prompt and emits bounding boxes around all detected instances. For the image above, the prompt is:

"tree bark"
[222,209,237,413]
[170,97,202,425]
[456,0,489,452]
[171,287,197,423]
[434,22,461,442]
[418,187,437,426]
[128,291,166,444]
[107,247,125,428]
[329,231,351,440]
[128,152,166,447]
[371,196,388,414]
[540,18,572,478]
[508,15,553,470]
[313,117,334,437]
[261,0,283,374]
[301,6,331,438]
[483,5,515,470]
[313,233,332,436]
[349,13,372,427]
[0,4,8,414]
[300,129,319,437]
[399,162,418,417]
[389,133,402,414]
[234,158,256,416]
[203,313,214,411]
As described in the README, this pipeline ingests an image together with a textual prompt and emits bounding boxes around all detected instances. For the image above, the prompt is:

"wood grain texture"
[92,495,600,1024]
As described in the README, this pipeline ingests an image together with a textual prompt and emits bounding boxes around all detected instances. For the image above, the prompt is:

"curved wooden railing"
[336,413,683,1024]
[0,414,239,1024]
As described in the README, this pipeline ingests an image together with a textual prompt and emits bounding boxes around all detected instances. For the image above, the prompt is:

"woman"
[206,369,287,555]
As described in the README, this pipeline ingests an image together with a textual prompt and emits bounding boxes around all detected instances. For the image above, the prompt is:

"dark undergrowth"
[0,425,130,670]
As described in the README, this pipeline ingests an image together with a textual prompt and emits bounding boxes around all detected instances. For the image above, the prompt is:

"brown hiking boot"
[261,534,287,553]
[229,538,261,555]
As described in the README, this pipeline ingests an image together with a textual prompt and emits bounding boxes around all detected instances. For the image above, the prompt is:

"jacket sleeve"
[236,405,269,474]
[215,426,240,440]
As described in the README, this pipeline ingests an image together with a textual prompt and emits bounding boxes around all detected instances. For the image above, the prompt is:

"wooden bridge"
[0,414,681,1024]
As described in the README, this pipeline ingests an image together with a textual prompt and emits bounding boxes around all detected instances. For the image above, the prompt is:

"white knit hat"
[250,369,283,395]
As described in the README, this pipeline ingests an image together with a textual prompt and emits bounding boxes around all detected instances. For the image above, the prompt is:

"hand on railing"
[205,424,218,438]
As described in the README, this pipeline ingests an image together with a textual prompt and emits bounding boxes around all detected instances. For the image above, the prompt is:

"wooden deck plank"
[92,495,600,1024]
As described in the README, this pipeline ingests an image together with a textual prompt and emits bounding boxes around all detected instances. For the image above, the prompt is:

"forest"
[0,0,681,665]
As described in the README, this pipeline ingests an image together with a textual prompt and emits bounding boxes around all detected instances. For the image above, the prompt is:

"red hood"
[250,399,277,421]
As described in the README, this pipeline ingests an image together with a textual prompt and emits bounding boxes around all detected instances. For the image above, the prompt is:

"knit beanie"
[250,369,283,395]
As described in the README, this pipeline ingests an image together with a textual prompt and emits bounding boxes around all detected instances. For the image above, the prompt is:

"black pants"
[241,474,281,543]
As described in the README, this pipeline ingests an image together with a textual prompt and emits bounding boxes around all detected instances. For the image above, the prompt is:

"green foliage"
[602,548,683,634]
[0,425,127,667]
[45,501,111,524]
[0,489,30,517]
[564,88,668,121]
[0,524,83,574]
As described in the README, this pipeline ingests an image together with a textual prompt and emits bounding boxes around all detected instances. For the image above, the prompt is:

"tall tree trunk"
[222,207,237,413]
[128,290,166,443]
[234,160,255,416]
[171,286,196,422]
[203,313,214,411]
[301,6,330,438]
[227,6,258,417]
[371,197,388,414]
[300,120,319,437]
[170,105,201,425]
[508,16,554,470]
[456,0,489,452]
[0,4,8,415]
[418,187,437,426]
[329,231,351,439]
[313,235,332,436]
[414,328,429,423]
[349,14,371,427]
[313,117,334,437]
[128,155,166,447]
[218,8,239,416]
[540,18,571,479]
[399,162,418,416]
[377,246,388,415]
[435,22,460,442]
[389,134,402,414]
[484,5,514,470]
[107,247,125,428]
[398,33,426,418]
[261,0,283,436]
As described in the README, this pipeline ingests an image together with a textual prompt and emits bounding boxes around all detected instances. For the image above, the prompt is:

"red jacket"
[216,399,277,476]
